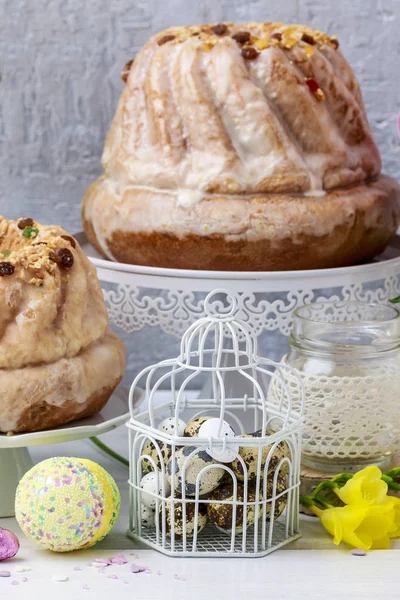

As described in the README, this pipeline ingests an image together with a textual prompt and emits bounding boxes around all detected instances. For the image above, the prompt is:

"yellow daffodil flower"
[335,466,388,506]
[313,502,395,551]
[388,495,400,538]
[305,466,400,550]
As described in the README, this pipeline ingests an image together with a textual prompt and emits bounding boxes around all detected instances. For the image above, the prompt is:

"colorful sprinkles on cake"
[15,457,120,552]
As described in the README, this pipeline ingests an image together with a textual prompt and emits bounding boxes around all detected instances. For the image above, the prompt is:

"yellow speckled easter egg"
[15,457,120,552]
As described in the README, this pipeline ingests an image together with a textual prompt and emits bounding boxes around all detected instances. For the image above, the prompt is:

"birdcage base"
[127,522,300,558]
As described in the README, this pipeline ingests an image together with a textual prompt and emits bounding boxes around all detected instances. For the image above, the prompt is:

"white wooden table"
[1,411,398,599]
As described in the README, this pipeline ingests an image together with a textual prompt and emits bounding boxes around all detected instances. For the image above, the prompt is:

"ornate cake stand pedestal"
[0,387,143,518]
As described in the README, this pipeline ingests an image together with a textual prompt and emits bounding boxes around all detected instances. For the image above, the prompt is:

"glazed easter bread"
[82,22,400,270]
[0,216,125,433]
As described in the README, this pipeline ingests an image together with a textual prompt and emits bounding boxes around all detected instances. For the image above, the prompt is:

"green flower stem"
[89,436,129,467]
[382,467,400,491]
[312,494,332,509]
[383,467,400,480]
[382,474,400,492]
[299,495,314,508]
[311,479,338,498]
[299,475,349,509]
[299,494,332,509]
[331,473,353,485]
[389,296,400,304]
[300,468,400,510]
[310,473,352,500]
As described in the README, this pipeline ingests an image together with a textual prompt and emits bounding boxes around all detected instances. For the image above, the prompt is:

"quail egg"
[140,504,155,528]
[207,483,257,533]
[208,475,287,533]
[198,417,238,463]
[158,417,186,437]
[184,416,213,438]
[167,446,225,496]
[140,440,171,475]
[157,499,208,537]
[140,471,171,509]
[259,474,287,521]
[231,430,290,484]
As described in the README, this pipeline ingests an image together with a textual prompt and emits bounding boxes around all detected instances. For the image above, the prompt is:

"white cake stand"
[0,387,143,518]
[76,232,400,340]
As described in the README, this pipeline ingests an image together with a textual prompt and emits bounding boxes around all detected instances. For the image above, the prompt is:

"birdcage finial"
[203,289,238,321]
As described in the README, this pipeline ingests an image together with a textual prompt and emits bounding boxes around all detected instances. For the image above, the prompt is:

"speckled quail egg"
[158,417,186,437]
[207,483,258,533]
[231,430,290,484]
[141,504,155,528]
[141,440,172,475]
[184,416,214,438]
[157,499,208,537]
[167,446,225,496]
[198,417,239,463]
[259,474,287,521]
[140,471,171,509]
[208,475,287,533]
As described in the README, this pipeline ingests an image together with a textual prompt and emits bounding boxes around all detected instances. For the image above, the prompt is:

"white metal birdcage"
[127,290,305,557]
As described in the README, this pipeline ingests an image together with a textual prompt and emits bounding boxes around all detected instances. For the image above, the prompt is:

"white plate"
[74,231,400,281]
[0,386,143,449]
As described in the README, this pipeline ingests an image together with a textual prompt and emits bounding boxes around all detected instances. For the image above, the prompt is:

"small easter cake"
[0,215,125,433]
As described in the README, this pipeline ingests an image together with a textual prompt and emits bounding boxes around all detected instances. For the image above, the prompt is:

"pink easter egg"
[0,528,20,561]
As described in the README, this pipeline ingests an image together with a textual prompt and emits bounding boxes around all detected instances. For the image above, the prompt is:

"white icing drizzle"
[177,189,203,208]
[101,27,380,197]
[83,175,396,245]
[304,189,327,197]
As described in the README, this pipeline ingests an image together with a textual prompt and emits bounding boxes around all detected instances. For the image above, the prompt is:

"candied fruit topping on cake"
[157,34,176,46]
[241,47,260,60]
[60,234,76,248]
[120,59,134,83]
[255,38,269,50]
[22,226,39,239]
[17,218,34,230]
[0,262,15,276]
[0,216,78,286]
[330,36,339,48]
[301,33,316,45]
[146,22,340,55]
[210,23,228,36]
[145,22,339,58]
[232,31,251,45]
[305,77,326,102]
[50,247,74,268]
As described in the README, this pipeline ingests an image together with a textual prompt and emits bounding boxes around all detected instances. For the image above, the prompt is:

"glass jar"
[284,301,400,472]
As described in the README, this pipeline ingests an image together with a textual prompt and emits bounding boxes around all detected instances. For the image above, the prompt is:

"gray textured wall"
[1,0,399,230]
